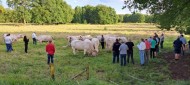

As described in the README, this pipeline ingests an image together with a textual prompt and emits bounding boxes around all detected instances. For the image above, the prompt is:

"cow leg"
[72,47,76,55]
[84,49,87,55]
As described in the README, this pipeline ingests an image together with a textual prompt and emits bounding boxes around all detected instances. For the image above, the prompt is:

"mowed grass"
[0,23,189,85]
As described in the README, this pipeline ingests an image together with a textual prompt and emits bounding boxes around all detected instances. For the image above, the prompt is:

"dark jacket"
[112,42,121,53]
[24,38,29,44]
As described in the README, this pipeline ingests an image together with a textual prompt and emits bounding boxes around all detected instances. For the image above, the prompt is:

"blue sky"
[1,0,146,14]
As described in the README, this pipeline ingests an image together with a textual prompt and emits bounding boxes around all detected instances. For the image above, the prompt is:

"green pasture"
[0,24,189,85]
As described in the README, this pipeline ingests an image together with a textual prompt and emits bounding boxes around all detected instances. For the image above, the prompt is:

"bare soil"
[163,52,190,80]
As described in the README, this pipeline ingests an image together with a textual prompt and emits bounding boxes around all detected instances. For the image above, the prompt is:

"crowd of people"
[3,32,189,66]
[98,33,164,66]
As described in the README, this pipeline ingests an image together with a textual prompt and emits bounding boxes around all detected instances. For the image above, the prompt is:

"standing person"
[148,37,152,43]
[32,32,37,45]
[188,40,190,52]
[155,36,160,53]
[150,37,157,58]
[173,37,183,60]
[100,35,105,49]
[23,35,29,53]
[4,34,13,52]
[137,39,146,66]
[160,33,164,49]
[126,39,135,64]
[46,40,55,65]
[112,39,121,63]
[119,41,128,66]
[180,35,187,56]
[144,39,151,64]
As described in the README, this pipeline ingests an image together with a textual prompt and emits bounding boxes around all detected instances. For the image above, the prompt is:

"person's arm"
[53,45,55,54]
[46,45,48,53]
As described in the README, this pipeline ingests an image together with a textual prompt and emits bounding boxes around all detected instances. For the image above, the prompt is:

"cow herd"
[66,34,128,56]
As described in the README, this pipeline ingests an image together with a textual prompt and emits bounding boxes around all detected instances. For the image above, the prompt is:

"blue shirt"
[119,43,128,54]
[180,37,186,44]
[173,39,182,49]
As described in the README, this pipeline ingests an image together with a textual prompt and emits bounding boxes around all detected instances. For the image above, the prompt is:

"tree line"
[0,0,154,24]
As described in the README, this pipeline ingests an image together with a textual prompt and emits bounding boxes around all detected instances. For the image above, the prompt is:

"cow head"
[17,34,24,38]
[91,50,98,56]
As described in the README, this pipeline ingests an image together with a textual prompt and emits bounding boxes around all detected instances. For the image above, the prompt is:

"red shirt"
[145,41,151,50]
[46,43,55,55]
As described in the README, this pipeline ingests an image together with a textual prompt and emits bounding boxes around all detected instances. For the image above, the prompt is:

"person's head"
[181,34,184,37]
[161,33,164,36]
[116,39,119,42]
[149,37,152,39]
[7,33,10,36]
[48,40,52,43]
[24,35,27,39]
[102,35,104,37]
[141,38,144,42]
[145,39,148,41]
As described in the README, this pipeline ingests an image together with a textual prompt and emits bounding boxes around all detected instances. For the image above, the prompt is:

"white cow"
[117,37,128,43]
[71,39,97,56]
[37,35,53,43]
[91,38,100,52]
[106,37,117,51]
[3,34,24,42]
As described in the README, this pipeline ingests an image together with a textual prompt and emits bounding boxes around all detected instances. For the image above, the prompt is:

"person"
[112,39,121,63]
[155,36,160,53]
[160,33,164,49]
[32,32,37,45]
[126,39,135,64]
[144,39,151,64]
[150,37,157,58]
[137,39,146,66]
[188,40,190,52]
[173,37,183,60]
[4,34,13,52]
[148,37,152,43]
[79,36,84,41]
[23,35,29,53]
[179,34,187,56]
[100,35,105,49]
[119,41,128,66]
[46,40,55,65]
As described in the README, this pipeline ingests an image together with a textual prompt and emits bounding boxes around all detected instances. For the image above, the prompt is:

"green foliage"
[123,13,145,23]
[117,14,124,23]
[72,5,118,24]
[123,0,190,33]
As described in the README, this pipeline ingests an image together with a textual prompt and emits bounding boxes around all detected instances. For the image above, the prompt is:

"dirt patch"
[163,52,190,80]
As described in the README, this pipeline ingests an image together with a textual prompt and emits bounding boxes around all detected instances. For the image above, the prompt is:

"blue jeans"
[47,54,54,64]
[113,52,119,63]
[6,44,12,52]
[120,54,126,66]
[139,50,145,65]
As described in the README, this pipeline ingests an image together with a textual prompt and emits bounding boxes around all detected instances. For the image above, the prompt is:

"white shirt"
[32,33,37,38]
[137,42,146,50]
[4,36,12,44]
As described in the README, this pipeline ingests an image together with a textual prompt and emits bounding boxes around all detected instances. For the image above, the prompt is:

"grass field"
[0,23,189,85]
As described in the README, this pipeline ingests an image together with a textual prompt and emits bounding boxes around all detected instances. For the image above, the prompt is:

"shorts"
[174,49,181,54]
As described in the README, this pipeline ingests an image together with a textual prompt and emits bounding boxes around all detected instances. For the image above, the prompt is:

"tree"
[72,6,84,23]
[7,0,32,23]
[118,14,124,23]
[123,0,190,33]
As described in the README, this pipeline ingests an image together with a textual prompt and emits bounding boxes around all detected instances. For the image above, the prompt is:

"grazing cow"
[106,37,117,51]
[82,35,93,40]
[37,35,53,43]
[91,38,100,52]
[117,37,128,43]
[3,34,24,42]
[71,39,97,56]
